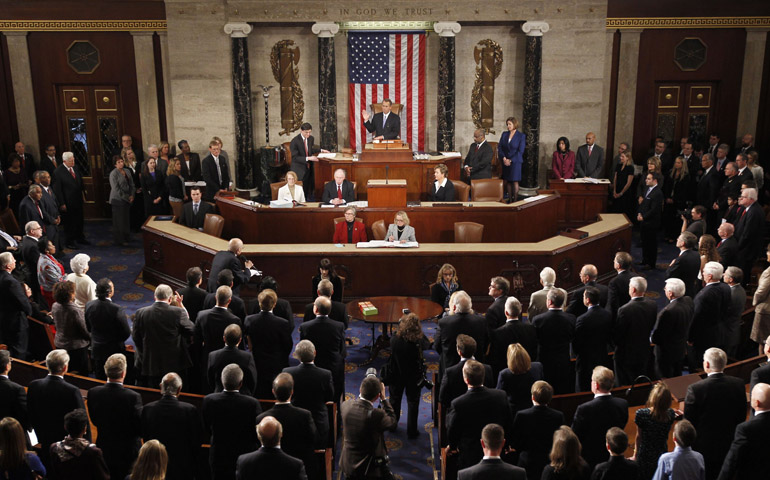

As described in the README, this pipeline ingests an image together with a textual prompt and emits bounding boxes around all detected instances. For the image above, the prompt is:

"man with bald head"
[236,416,307,480]
[576,132,605,178]
[716,222,738,270]
[717,383,770,479]
[207,237,254,294]
[321,168,355,205]
[463,129,493,180]
[566,264,608,317]
[737,132,756,156]
[749,336,770,411]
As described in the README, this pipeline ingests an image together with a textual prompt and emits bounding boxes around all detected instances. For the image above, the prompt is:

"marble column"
[3,31,40,157]
[131,32,161,148]
[156,31,175,143]
[737,28,770,139]
[433,22,461,152]
[224,22,256,190]
[613,29,642,155]
[312,23,340,150]
[520,21,549,195]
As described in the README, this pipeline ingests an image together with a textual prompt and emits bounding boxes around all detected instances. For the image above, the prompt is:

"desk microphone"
[385,165,389,184]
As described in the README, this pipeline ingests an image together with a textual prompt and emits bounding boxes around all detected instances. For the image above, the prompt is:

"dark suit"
[203,391,261,480]
[447,386,513,469]
[651,296,694,378]
[177,152,202,181]
[532,309,576,394]
[132,301,194,382]
[485,295,507,330]
[511,405,564,480]
[489,319,538,377]
[666,249,702,298]
[203,292,247,321]
[690,282,732,363]
[180,201,214,230]
[574,306,612,392]
[298,315,346,400]
[321,179,355,204]
[207,250,250,294]
[735,203,764,283]
[592,456,641,480]
[194,306,242,390]
[87,382,143,480]
[575,144,605,178]
[749,362,770,416]
[684,373,747,480]
[429,179,456,201]
[571,395,629,469]
[283,363,334,448]
[717,412,770,480]
[613,297,657,386]
[18,196,47,232]
[0,270,31,359]
[458,458,527,480]
[21,235,42,303]
[40,155,59,176]
[439,357,495,410]
[208,345,258,397]
[85,298,130,379]
[140,170,166,216]
[725,284,746,357]
[27,375,87,467]
[244,311,292,398]
[638,183,664,267]
[566,281,609,317]
[290,133,319,199]
[251,296,294,330]
[497,365,543,419]
[142,395,202,480]
[0,374,28,430]
[363,111,400,139]
[463,142,493,180]
[303,299,347,328]
[717,236,739,271]
[52,163,85,244]
[257,403,317,480]
[697,167,721,209]
[339,397,397,478]
[236,447,307,480]
[436,312,490,372]
[179,285,209,327]
[201,153,230,202]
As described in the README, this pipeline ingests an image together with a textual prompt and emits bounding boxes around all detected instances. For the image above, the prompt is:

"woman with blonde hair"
[388,312,431,438]
[158,141,172,167]
[165,157,188,204]
[0,417,46,479]
[632,382,678,479]
[277,170,306,203]
[612,150,635,219]
[637,156,663,205]
[386,210,416,243]
[430,263,461,313]
[664,156,691,242]
[496,343,543,417]
[129,439,168,480]
[541,426,590,480]
[697,234,721,292]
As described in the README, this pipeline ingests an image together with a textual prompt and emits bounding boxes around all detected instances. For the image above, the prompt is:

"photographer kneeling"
[681,204,707,238]
[340,373,398,480]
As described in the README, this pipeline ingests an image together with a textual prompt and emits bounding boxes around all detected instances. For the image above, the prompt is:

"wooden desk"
[545,179,611,228]
[367,179,407,208]
[215,194,559,244]
[315,152,462,201]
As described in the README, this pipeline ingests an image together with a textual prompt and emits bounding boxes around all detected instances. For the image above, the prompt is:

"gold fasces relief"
[471,39,502,132]
[270,40,304,136]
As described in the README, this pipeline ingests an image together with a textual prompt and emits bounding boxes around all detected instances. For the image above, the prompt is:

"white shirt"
[434,177,447,193]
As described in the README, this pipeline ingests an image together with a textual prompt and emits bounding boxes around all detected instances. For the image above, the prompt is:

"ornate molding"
[433,21,461,37]
[311,22,339,38]
[522,21,550,37]
[0,20,166,31]
[224,22,252,38]
[339,21,433,31]
[607,17,770,29]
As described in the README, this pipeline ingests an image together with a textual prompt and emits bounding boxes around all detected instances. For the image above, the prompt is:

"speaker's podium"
[367,179,407,208]
[360,140,413,162]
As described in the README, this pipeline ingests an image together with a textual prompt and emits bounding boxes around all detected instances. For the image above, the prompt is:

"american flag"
[348,32,426,152]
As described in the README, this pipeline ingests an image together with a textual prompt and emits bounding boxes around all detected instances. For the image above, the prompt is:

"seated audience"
[303,278,347,327]
[488,296,538,376]
[652,420,703,480]
[333,205,367,244]
[439,335,494,412]
[236,416,307,480]
[457,423,526,480]
[37,236,65,308]
[208,324,258,397]
[511,381,564,480]
[429,163,456,201]
[179,186,214,230]
[0,417,46,479]
[244,289,293,398]
[497,343,543,418]
[48,409,109,480]
[541,426,591,480]
[386,210,416,243]
[129,439,168,480]
[51,280,90,374]
[430,263,462,314]
[311,257,343,303]
[633,382,678,479]
[66,253,97,310]
[592,427,640,480]
[277,170,306,203]
[321,168,355,205]
[551,136,575,180]
[85,279,130,379]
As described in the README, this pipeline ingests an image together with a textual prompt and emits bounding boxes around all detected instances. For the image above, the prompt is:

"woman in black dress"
[612,151,635,220]
[140,157,167,217]
[632,382,678,479]
[663,156,691,242]
[388,313,431,438]
[496,343,543,418]
[122,148,145,232]
[311,258,343,302]
[430,263,461,316]
[4,154,30,217]
[541,426,591,480]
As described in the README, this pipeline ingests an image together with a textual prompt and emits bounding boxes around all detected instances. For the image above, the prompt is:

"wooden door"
[654,82,717,149]
[56,85,123,218]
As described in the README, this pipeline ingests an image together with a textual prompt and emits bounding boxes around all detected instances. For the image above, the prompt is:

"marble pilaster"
[736,28,770,140]
[312,22,339,150]
[520,21,549,194]
[225,22,256,190]
[613,29,642,156]
[157,31,175,143]
[3,32,40,158]
[131,32,161,148]
[434,22,461,152]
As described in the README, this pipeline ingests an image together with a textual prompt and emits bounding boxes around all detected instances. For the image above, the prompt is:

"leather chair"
[450,180,470,202]
[202,213,225,238]
[270,180,304,201]
[169,200,184,221]
[370,102,403,116]
[488,140,500,177]
[333,216,364,225]
[0,208,21,235]
[282,141,292,168]
[454,222,484,243]
[471,178,504,202]
[371,219,386,240]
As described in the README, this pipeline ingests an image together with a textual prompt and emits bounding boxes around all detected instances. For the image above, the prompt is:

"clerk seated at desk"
[333,206,367,244]
[322,168,356,205]
[386,211,416,244]
[179,186,213,230]
[362,98,400,140]
[429,163,456,201]
[277,171,306,203]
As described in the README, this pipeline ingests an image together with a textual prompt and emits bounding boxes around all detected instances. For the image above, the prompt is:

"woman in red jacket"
[333,206,368,244]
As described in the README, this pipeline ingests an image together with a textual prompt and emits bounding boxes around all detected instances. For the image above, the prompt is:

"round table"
[346,296,442,364]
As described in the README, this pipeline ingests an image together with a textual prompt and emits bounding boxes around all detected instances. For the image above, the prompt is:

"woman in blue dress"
[498,116,526,203]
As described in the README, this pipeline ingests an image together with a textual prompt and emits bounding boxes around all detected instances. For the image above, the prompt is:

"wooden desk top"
[346,296,443,324]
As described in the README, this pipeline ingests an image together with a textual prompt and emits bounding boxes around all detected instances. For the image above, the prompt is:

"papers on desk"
[184,181,207,186]
[440,151,461,157]
[320,201,368,208]
[318,153,337,159]
[269,200,294,208]
[564,178,610,184]
[249,268,262,277]
[522,194,549,203]
[357,240,419,248]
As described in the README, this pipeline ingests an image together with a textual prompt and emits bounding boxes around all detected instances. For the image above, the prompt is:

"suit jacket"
[717,236,739,270]
[140,170,166,214]
[84,298,130,358]
[244,311,293,397]
[289,133,320,181]
[52,164,84,210]
[489,319,538,376]
[283,363,334,447]
[573,306,613,387]
[40,155,58,176]
[429,179,456,201]
[207,250,250,294]
[511,405,564,480]
[638,184,664,228]
[690,282,732,349]
[592,456,641,480]
[257,403,316,472]
[717,412,770,480]
[18,196,47,231]
[385,223,416,243]
[87,382,143,479]
[340,397,397,476]
[0,270,31,354]
[21,235,40,277]
[439,357,495,409]
[177,152,202,181]
[201,153,230,201]
[203,391,261,479]
[0,375,28,430]
[447,386,513,469]
[38,183,60,224]
[735,203,764,260]
[194,306,242,378]
[236,447,307,480]
[303,299,347,328]
[571,395,629,468]
[754,266,770,316]
[108,166,135,203]
[684,373,747,475]
[207,344,258,396]
[142,395,202,480]
[179,285,209,326]
[363,111,400,139]
[132,301,194,377]
[463,142,493,180]
[27,375,87,452]
[666,249,702,297]
[180,201,214,230]
[651,297,694,373]
[614,297,657,368]
[696,166,721,208]
[725,284,746,350]
[203,292,247,321]
[333,220,367,244]
[496,365,543,418]
[566,281,609,317]
[436,312,489,371]
[298,316,346,387]
[527,286,567,320]
[575,144,605,178]
[749,362,770,409]
[458,458,527,480]
[485,295,507,330]
[532,309,576,392]
[321,179,356,204]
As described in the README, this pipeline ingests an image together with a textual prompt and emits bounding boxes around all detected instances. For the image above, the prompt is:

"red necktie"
[337,185,342,200]
[35,202,43,219]
[717,240,723,247]
[69,167,76,179]
[475,144,479,152]
[741,208,747,219]
[588,145,593,156]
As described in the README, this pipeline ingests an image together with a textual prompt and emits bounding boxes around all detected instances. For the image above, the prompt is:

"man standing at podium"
[362,99,400,140]
[290,123,328,201]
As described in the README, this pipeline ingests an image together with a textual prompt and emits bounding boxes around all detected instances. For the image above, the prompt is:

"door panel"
[654,82,717,150]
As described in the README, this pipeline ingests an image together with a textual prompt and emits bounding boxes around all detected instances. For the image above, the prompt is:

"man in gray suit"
[723,266,746,358]
[575,132,605,178]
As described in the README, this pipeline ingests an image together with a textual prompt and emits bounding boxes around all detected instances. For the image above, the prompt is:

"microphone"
[385,165,389,184]
[625,375,653,397]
